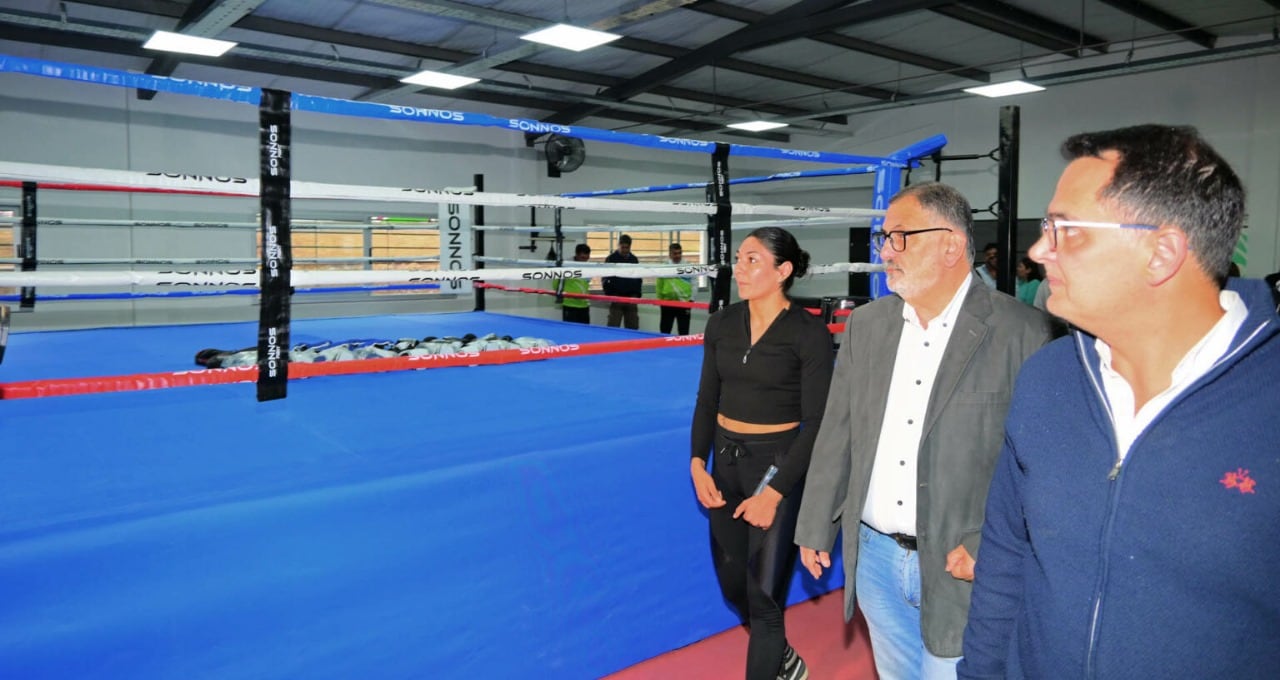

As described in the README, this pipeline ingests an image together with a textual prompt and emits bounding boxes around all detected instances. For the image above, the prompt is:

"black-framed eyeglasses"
[1040,217,1157,251]
[871,228,953,252]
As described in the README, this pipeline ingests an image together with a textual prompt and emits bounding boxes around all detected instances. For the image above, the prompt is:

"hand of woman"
[733,485,782,529]
[691,459,726,508]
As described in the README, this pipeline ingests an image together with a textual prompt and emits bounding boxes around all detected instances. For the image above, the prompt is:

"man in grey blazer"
[795,182,1053,679]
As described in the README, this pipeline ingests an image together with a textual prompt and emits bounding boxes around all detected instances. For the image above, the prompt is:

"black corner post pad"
[473,173,486,312]
[0,304,10,367]
[256,88,292,402]
[19,182,37,309]
[552,207,565,302]
[996,105,1020,296]
[708,142,732,314]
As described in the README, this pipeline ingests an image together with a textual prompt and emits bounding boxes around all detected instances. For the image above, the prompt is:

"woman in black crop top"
[690,227,833,680]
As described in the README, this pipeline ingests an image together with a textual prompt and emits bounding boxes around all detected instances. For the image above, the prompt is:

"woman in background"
[1015,255,1043,306]
[689,227,833,680]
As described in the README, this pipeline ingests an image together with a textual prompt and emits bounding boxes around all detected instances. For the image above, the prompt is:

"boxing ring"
[1,313,842,679]
[0,53,948,678]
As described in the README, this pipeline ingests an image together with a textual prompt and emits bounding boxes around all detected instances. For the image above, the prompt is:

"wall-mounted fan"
[545,134,586,177]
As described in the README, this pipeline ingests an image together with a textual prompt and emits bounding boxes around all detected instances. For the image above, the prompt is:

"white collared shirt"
[1096,290,1247,460]
[862,275,973,535]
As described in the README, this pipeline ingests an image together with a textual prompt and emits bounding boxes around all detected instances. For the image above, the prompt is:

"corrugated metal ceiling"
[0,0,1275,141]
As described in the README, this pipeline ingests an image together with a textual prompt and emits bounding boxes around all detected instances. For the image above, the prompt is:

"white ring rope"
[0,256,440,266]
[472,216,861,233]
[0,217,851,234]
[0,161,886,220]
[0,217,439,231]
[0,263,885,289]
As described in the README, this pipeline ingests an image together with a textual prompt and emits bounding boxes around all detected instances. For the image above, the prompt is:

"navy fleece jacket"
[960,278,1280,680]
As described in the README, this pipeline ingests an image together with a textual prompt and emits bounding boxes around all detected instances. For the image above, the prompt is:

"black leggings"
[709,425,804,680]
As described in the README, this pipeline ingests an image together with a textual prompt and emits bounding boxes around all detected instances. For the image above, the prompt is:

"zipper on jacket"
[1077,332,1124,679]
[1078,316,1275,677]
[1085,445,1127,679]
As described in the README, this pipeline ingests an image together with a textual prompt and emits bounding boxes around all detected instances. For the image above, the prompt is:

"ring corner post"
[0,303,10,367]
[19,181,37,310]
[870,164,902,299]
[997,105,1021,294]
[473,173,486,311]
[256,88,292,402]
[708,142,732,314]
[439,190,475,299]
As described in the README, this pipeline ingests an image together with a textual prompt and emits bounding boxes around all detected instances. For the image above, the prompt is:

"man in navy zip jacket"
[604,234,642,329]
[959,124,1280,679]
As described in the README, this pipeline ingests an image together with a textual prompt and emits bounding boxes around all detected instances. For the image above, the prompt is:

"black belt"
[865,525,916,550]
[888,532,917,552]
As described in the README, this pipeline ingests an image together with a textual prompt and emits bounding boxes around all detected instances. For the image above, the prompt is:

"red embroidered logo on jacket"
[1219,468,1257,494]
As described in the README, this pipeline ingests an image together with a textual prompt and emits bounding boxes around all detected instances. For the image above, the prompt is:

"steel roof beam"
[137,0,268,100]
[1097,0,1217,49]
[933,1,1110,57]
[691,0,991,82]
[544,0,953,125]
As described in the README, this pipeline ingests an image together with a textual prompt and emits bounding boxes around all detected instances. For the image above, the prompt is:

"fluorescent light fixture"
[143,30,236,57]
[726,121,790,132]
[520,24,622,52]
[400,70,480,90]
[963,80,1045,98]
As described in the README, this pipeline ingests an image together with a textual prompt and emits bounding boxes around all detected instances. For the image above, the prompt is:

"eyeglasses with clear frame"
[870,227,953,252]
[1039,217,1157,251]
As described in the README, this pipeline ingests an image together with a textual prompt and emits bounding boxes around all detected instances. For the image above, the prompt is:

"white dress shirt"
[862,276,973,536]
[1096,289,1247,461]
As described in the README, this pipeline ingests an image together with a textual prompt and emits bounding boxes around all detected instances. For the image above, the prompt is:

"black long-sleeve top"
[691,301,834,496]
[602,250,641,297]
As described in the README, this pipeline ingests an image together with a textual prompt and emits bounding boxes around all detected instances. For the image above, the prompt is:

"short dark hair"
[618,234,632,246]
[1061,124,1244,281]
[745,227,810,292]
[891,182,976,261]
[1019,255,1043,281]
[669,242,682,251]
[575,243,591,256]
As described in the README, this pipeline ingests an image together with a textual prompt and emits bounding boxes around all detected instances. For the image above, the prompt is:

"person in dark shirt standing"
[603,234,641,329]
[690,226,834,680]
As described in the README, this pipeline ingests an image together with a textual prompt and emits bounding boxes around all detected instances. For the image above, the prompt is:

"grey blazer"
[795,275,1053,657]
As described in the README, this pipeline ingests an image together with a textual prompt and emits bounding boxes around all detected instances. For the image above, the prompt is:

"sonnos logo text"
[658,137,712,148]
[266,124,283,177]
[519,344,580,356]
[265,327,282,377]
[522,270,584,280]
[146,172,248,184]
[387,105,466,122]
[508,120,571,134]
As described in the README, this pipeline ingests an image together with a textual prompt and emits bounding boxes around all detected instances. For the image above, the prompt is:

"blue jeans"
[856,524,961,680]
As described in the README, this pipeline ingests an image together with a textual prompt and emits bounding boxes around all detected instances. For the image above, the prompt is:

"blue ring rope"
[0,54,943,167]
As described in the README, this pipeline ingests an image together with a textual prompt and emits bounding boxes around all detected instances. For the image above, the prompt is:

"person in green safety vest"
[557,243,593,324]
[656,242,695,335]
